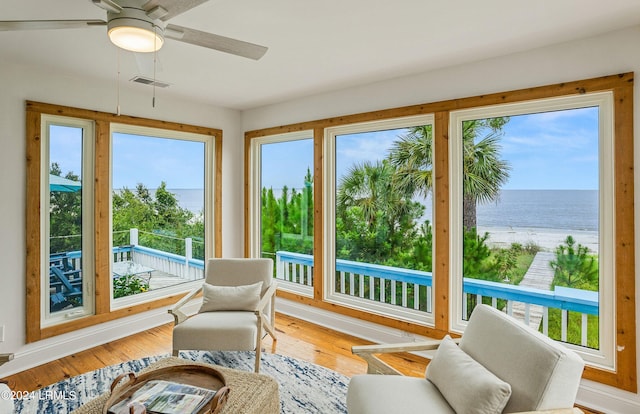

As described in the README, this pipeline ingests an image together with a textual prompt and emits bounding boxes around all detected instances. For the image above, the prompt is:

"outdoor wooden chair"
[49,266,83,310]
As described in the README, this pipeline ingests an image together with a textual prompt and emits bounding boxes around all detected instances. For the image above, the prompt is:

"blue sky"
[261,139,314,191]
[499,106,598,190]
[50,105,599,191]
[111,133,205,189]
[260,107,599,191]
[50,129,205,189]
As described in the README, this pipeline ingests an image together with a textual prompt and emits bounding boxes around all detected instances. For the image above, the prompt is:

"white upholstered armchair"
[168,258,277,372]
[347,304,585,414]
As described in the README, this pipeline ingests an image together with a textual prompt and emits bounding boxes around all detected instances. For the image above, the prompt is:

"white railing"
[276,251,313,286]
[275,250,598,347]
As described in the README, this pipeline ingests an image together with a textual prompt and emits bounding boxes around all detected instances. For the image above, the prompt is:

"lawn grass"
[545,308,599,349]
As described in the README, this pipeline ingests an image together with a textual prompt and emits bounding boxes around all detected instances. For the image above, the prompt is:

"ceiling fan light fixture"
[108,18,164,53]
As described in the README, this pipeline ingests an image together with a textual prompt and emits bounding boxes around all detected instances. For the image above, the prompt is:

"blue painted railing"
[55,227,206,284]
[464,278,598,315]
[275,250,599,346]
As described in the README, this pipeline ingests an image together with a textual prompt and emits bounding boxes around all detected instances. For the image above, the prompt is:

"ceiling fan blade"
[142,0,210,21]
[165,24,267,60]
[91,0,122,14]
[0,20,106,31]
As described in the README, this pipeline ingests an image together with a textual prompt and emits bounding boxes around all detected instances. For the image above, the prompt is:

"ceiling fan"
[0,0,268,60]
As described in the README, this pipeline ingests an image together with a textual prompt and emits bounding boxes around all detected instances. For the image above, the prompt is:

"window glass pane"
[260,138,314,288]
[48,125,85,315]
[112,132,205,300]
[461,108,600,349]
[335,126,433,315]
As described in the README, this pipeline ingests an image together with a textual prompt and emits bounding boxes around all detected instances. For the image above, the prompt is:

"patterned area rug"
[14,351,349,413]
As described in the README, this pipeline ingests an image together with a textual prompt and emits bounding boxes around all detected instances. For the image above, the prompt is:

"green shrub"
[550,235,598,290]
[113,276,149,298]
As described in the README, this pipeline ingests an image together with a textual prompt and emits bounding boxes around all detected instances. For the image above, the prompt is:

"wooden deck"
[147,270,188,290]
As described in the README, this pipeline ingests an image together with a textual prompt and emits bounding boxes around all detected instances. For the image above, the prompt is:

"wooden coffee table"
[71,357,280,414]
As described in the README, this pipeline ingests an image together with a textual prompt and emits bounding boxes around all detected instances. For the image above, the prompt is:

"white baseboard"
[275,298,640,414]
[577,379,640,414]
[276,298,434,356]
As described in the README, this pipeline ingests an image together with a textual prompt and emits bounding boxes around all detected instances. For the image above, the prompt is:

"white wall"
[0,62,245,376]
[242,26,640,413]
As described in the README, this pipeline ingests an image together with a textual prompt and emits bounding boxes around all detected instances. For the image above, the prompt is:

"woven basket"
[102,364,230,414]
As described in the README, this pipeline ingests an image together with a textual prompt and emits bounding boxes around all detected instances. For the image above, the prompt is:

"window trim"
[26,101,222,342]
[448,92,616,370]
[109,123,216,310]
[248,129,315,297]
[41,115,96,327]
[324,115,436,327]
[244,73,636,392]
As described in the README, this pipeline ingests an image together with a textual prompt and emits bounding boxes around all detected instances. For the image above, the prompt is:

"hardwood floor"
[0,313,427,392]
[0,313,601,413]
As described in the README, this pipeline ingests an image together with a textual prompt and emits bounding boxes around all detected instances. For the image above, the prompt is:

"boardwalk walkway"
[511,251,556,329]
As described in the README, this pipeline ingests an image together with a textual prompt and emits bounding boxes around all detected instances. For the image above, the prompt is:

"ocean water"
[417,190,598,232]
[168,188,599,233]
[477,190,598,232]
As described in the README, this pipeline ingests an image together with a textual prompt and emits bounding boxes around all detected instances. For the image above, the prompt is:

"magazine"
[108,379,217,414]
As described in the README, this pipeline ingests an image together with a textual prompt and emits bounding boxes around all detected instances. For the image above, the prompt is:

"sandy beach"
[477,226,599,254]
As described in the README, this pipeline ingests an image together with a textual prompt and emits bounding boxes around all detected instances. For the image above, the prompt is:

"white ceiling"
[2,0,640,110]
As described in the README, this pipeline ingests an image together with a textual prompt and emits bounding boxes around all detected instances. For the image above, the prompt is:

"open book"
[108,379,217,414]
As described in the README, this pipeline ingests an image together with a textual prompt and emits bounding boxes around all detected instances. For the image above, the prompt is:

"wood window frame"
[244,73,636,391]
[26,101,223,342]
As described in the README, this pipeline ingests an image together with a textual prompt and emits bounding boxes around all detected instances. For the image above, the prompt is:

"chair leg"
[255,315,263,372]
[254,348,261,373]
[172,349,179,357]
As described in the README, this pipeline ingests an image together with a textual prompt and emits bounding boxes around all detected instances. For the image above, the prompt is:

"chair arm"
[168,286,202,325]
[512,409,583,414]
[352,337,459,375]
[254,281,278,314]
[352,338,445,356]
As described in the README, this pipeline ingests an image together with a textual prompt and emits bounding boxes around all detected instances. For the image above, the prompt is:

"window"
[248,131,315,296]
[111,125,211,308]
[325,116,435,325]
[450,93,615,370]
[44,117,95,326]
[26,102,221,341]
[245,73,635,391]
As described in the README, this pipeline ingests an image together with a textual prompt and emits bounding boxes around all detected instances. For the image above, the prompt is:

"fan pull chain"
[116,47,121,116]
[152,26,157,108]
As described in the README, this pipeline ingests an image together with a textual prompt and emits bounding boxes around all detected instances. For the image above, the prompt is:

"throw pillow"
[426,335,512,414]
[199,281,263,312]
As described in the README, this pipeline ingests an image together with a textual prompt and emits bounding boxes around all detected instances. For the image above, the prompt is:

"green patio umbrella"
[49,174,81,192]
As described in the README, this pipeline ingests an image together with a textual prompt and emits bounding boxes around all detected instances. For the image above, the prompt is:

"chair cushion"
[199,281,263,312]
[460,305,584,412]
[347,374,454,414]
[173,311,258,351]
[205,259,273,293]
[426,335,512,414]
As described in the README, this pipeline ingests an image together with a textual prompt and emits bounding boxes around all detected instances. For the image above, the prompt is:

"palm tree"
[386,125,434,199]
[388,119,510,230]
[337,159,423,256]
[338,160,393,227]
